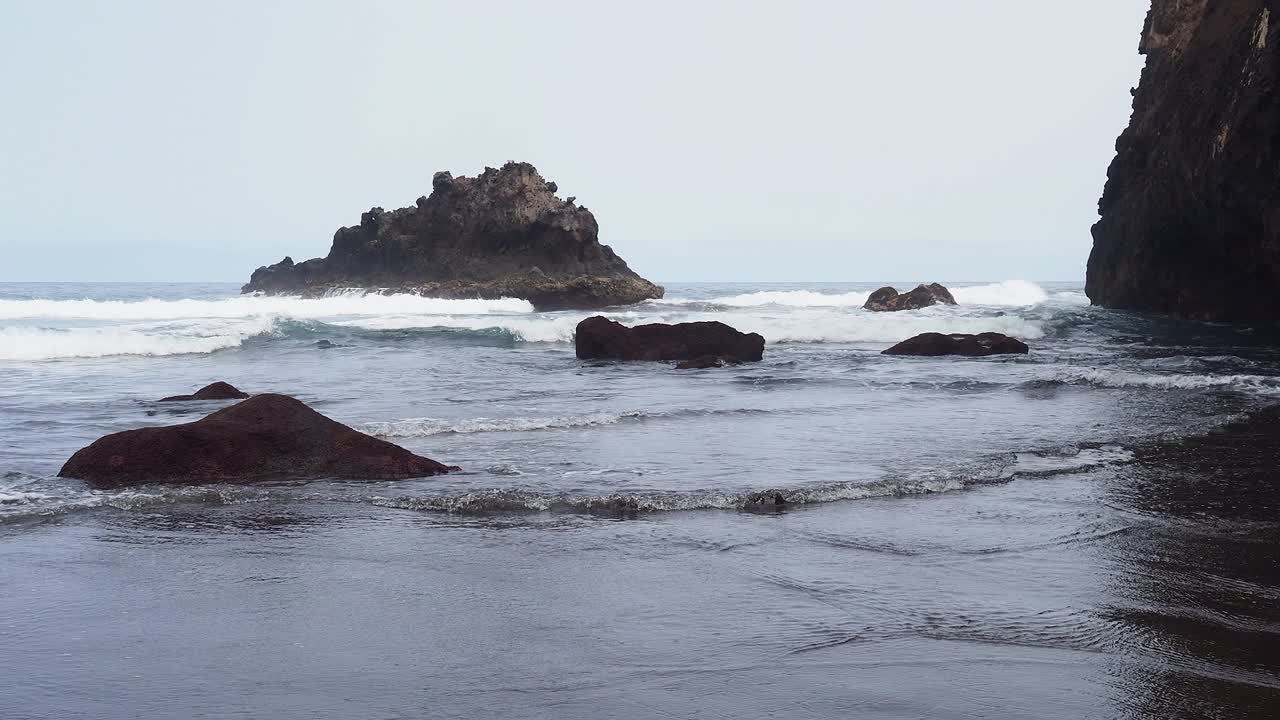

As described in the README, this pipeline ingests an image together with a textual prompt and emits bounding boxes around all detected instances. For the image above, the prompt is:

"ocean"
[2,280,1278,719]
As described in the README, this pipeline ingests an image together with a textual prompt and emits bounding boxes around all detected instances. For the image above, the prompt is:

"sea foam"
[659,280,1052,309]
[0,293,534,321]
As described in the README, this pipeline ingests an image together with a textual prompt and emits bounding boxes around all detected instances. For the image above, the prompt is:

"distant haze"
[0,1,1149,283]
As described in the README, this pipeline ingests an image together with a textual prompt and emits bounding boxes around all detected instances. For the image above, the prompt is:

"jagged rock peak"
[242,162,663,311]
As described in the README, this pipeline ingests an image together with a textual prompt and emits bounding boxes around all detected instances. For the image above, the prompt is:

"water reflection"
[1103,411,1280,718]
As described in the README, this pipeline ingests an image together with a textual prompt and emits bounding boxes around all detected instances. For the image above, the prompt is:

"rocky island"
[243,162,663,310]
[1086,0,1279,321]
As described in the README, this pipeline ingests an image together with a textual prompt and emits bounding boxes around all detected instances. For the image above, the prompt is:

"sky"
[0,1,1150,283]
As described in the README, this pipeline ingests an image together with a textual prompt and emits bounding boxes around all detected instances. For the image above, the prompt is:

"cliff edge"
[1086,0,1280,321]
[243,162,663,310]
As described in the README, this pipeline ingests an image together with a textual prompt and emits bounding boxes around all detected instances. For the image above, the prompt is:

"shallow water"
[2,281,1279,718]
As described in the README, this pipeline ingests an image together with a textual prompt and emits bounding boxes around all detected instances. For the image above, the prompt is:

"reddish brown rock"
[158,381,249,402]
[59,394,455,489]
[883,332,1029,357]
[863,283,957,312]
[575,316,764,363]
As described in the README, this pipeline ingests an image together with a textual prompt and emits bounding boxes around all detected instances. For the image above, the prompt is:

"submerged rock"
[60,394,455,489]
[158,381,249,402]
[1086,1,1280,321]
[242,162,663,310]
[863,283,957,312]
[575,316,764,363]
[883,332,1029,357]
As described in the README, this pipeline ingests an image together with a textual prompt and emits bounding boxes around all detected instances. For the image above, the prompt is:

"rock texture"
[242,162,663,310]
[575,316,765,363]
[60,394,455,489]
[882,332,1029,357]
[1086,1,1280,321]
[158,381,249,402]
[863,283,957,312]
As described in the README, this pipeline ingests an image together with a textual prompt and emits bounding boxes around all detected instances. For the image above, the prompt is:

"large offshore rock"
[1086,1,1280,321]
[59,394,455,489]
[243,162,663,310]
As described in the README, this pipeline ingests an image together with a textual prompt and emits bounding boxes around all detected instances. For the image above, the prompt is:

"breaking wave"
[950,280,1049,306]
[0,320,276,361]
[658,280,1053,309]
[0,293,534,321]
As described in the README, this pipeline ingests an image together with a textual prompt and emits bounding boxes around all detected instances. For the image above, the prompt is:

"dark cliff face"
[1086,0,1280,322]
[243,162,663,310]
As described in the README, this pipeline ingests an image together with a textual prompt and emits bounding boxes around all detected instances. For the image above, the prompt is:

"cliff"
[1086,0,1280,321]
[243,162,663,310]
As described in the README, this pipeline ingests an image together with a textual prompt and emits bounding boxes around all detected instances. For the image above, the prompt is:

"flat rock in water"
[863,283,957,312]
[60,393,455,489]
[158,381,250,402]
[883,332,1028,357]
[575,316,764,363]
[241,162,663,310]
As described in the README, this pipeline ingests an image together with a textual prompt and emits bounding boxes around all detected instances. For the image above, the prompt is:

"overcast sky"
[0,1,1149,283]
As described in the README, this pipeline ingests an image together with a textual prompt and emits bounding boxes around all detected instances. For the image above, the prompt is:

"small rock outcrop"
[242,162,663,310]
[863,283,957,312]
[882,332,1029,357]
[158,381,249,402]
[59,394,455,489]
[575,316,765,364]
[1086,1,1280,321]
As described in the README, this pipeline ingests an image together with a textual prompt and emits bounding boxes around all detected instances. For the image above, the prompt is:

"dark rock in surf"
[59,393,455,489]
[882,332,1029,357]
[158,381,249,402]
[1086,1,1280,321]
[575,316,765,364]
[743,490,787,509]
[863,283,957,312]
[242,162,663,311]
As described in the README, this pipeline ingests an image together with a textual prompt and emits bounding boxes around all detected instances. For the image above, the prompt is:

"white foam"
[658,281,1051,309]
[348,306,1045,345]
[1049,290,1091,306]
[0,293,533,321]
[659,290,873,308]
[0,320,272,361]
[950,280,1049,306]
[1071,369,1280,393]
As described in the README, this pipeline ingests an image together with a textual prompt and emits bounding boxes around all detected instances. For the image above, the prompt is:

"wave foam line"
[0,321,270,361]
[0,293,534,321]
[658,280,1052,309]
[1070,369,1280,393]
[369,477,972,515]
[348,311,1046,344]
[950,280,1049,306]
